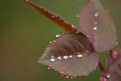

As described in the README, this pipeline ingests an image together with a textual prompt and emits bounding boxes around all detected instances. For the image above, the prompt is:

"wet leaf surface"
[38,33,98,78]
[78,0,117,51]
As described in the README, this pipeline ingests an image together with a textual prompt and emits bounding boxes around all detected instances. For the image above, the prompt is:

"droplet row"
[49,40,56,46]
[49,51,90,62]
[93,12,99,31]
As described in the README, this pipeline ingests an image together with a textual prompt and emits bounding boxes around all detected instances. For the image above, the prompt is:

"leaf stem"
[98,61,105,72]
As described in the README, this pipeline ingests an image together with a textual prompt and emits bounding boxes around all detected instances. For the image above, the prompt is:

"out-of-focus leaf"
[106,48,121,76]
[78,1,96,45]
[100,72,119,81]
[38,33,98,78]
[106,49,121,76]
[78,0,117,52]
[104,48,121,81]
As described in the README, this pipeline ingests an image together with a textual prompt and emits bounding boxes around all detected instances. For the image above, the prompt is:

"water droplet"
[76,54,83,58]
[50,56,56,62]
[70,76,73,79]
[56,34,61,38]
[77,15,80,18]
[107,74,110,78]
[72,25,76,29]
[115,42,118,45]
[76,52,83,57]
[93,26,97,30]
[50,58,55,61]
[53,40,56,43]
[69,55,73,58]
[47,64,51,69]
[66,76,69,78]
[59,71,64,76]
[85,50,90,54]
[48,67,50,69]
[63,56,68,59]
[87,35,90,38]
[57,56,62,60]
[94,12,99,17]
[49,40,56,46]
[50,42,54,45]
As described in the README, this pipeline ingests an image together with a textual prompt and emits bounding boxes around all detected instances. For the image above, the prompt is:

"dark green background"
[0,0,121,81]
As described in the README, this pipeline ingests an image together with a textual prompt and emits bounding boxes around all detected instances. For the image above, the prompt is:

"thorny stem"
[25,0,77,32]
[98,61,105,72]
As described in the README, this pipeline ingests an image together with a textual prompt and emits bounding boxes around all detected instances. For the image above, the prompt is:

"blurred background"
[0,0,121,81]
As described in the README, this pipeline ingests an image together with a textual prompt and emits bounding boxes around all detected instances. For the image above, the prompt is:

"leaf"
[38,33,98,78]
[106,48,121,76]
[54,33,94,53]
[78,0,117,52]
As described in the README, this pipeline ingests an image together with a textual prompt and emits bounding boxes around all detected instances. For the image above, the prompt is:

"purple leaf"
[106,48,121,76]
[38,33,98,78]
[78,0,117,52]
[54,33,94,53]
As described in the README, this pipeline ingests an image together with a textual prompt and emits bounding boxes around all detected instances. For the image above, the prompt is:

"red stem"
[98,61,105,72]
